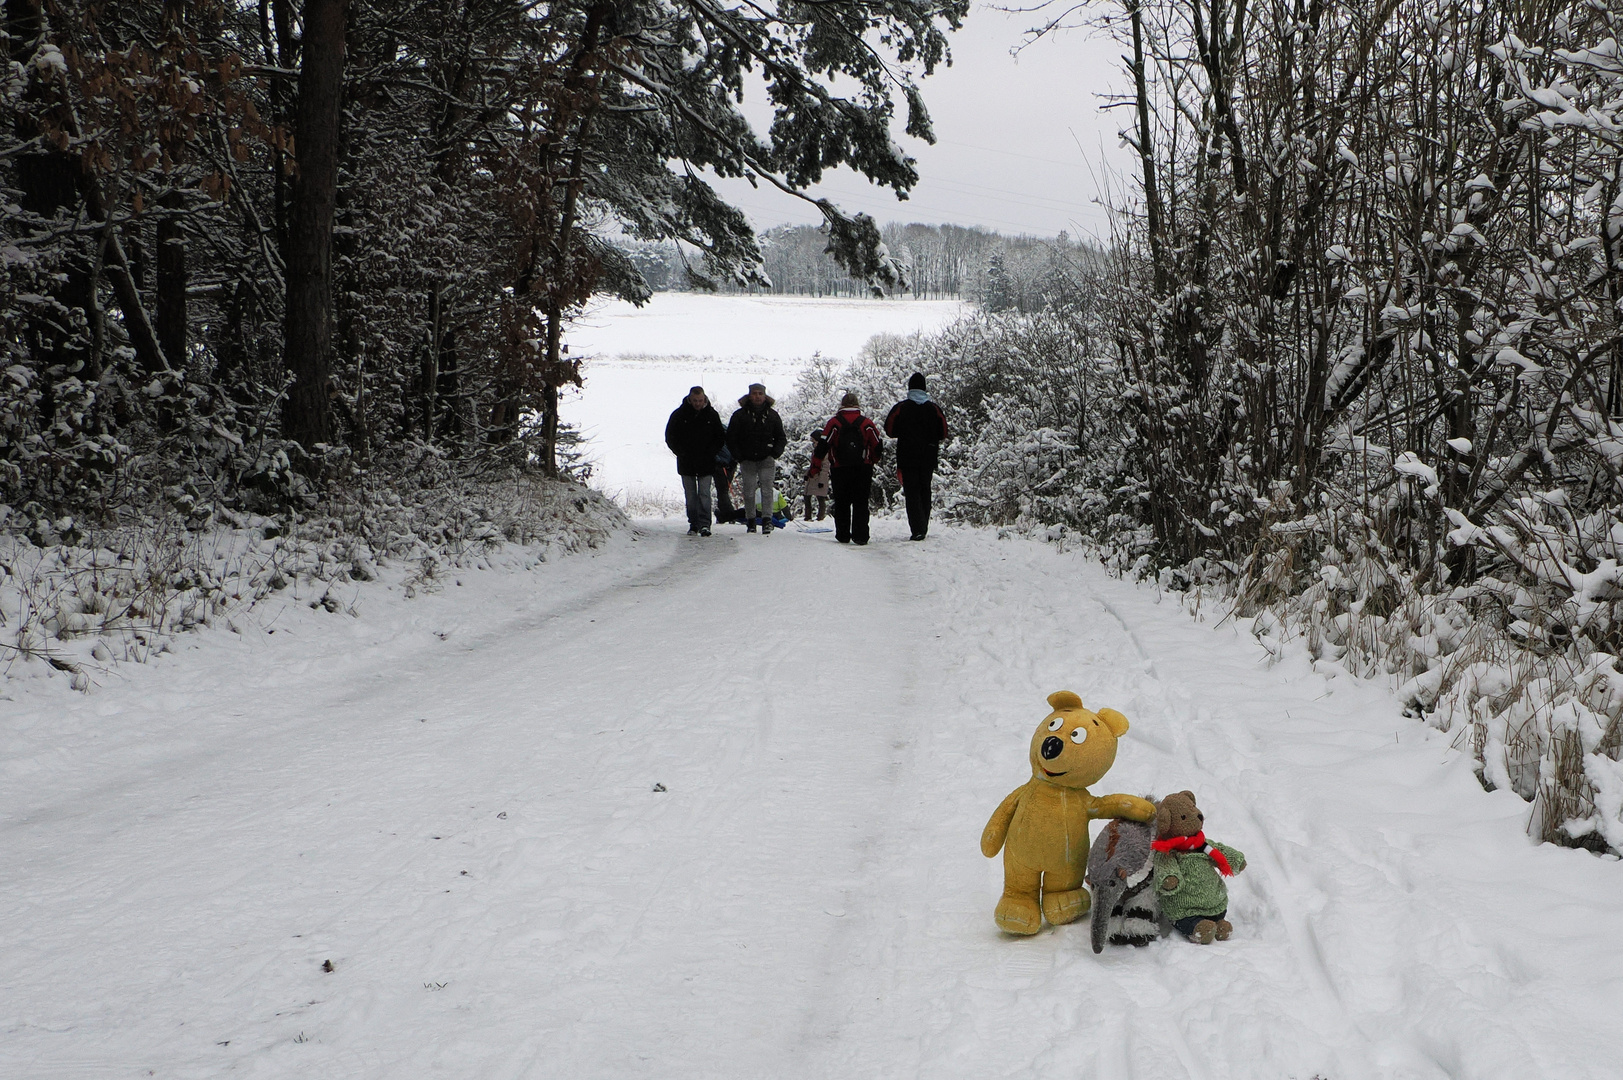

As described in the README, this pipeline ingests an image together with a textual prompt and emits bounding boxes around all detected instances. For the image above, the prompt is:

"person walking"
[665,385,726,536]
[884,372,949,540]
[712,444,739,526]
[810,391,882,545]
[804,429,831,521]
[726,382,787,534]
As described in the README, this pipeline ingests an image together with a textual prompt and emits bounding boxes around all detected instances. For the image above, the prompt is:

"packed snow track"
[3,519,1619,1079]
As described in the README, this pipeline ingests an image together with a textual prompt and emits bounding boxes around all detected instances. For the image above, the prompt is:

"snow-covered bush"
[1231,501,1623,855]
[1,467,626,690]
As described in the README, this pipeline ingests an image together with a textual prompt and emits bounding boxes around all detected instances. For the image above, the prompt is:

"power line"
[911,175,1095,213]
[706,169,1108,234]
[724,192,1083,235]
[722,183,1085,232]
[753,179,1099,228]
[930,138,1099,171]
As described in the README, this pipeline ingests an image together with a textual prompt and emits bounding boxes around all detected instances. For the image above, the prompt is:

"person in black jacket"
[884,372,950,540]
[665,386,727,535]
[725,382,787,534]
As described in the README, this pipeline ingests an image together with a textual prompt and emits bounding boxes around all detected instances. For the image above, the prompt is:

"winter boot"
[1189,919,1218,945]
[746,519,757,534]
[1214,919,1232,941]
[762,518,773,535]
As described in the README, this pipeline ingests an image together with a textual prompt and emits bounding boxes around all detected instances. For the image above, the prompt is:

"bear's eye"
[1047,717,1064,731]
[1070,726,1088,744]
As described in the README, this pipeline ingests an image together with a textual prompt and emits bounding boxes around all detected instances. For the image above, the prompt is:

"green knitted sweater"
[1153,840,1246,921]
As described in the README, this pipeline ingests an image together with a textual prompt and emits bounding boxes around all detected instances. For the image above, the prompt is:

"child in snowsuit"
[804,431,831,521]
[713,446,739,526]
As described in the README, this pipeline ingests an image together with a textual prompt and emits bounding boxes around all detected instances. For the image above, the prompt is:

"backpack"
[835,414,870,467]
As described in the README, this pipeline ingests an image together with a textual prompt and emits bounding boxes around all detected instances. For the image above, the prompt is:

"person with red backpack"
[809,391,882,545]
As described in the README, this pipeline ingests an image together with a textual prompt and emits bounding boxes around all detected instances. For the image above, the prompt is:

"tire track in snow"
[781,538,933,1067]
[1076,577,1380,1077]
[1,530,692,837]
[489,524,933,1076]
[906,534,1371,1077]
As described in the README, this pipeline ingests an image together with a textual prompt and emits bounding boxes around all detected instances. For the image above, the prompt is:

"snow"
[1392,451,1440,497]
[4,519,1622,1078]
[562,293,967,501]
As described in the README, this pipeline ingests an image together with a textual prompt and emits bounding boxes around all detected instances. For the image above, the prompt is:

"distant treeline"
[623,224,1100,311]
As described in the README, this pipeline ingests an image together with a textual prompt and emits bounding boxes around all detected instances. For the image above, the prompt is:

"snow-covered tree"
[1,0,969,503]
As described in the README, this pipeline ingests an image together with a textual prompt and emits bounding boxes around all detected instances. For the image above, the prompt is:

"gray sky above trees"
[711,4,1130,241]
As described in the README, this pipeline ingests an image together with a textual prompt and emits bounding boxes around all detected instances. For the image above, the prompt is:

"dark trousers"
[900,463,935,537]
[680,473,713,530]
[1172,909,1226,936]
[830,465,872,544]
[712,468,735,523]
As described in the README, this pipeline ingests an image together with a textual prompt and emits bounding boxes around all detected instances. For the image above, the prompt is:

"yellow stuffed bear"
[980,691,1157,935]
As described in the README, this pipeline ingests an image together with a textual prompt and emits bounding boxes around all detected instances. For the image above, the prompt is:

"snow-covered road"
[4,519,1620,1079]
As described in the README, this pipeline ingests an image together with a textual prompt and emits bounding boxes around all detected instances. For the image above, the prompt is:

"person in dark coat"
[884,372,950,540]
[810,391,882,545]
[725,382,787,534]
[665,385,726,535]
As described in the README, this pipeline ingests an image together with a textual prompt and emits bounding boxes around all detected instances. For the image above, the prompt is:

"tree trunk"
[269,0,298,256]
[10,0,91,378]
[528,1,609,474]
[1129,0,1166,296]
[156,189,187,370]
[281,0,348,451]
[422,286,440,441]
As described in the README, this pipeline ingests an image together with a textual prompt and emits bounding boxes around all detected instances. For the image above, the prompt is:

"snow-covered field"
[4,518,1620,1078]
[561,294,967,503]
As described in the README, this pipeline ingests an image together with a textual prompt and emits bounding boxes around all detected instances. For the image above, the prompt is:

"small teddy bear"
[1151,790,1246,944]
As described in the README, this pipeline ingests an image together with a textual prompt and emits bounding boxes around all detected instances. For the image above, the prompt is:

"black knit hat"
[908,372,927,391]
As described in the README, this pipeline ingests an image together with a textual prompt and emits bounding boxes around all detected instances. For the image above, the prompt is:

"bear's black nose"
[1040,736,1063,760]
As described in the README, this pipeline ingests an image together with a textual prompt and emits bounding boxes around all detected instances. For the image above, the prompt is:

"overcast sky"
[710,4,1133,242]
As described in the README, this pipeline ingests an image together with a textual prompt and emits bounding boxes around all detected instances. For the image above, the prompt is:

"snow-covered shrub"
[1,468,626,689]
[1231,498,1623,855]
